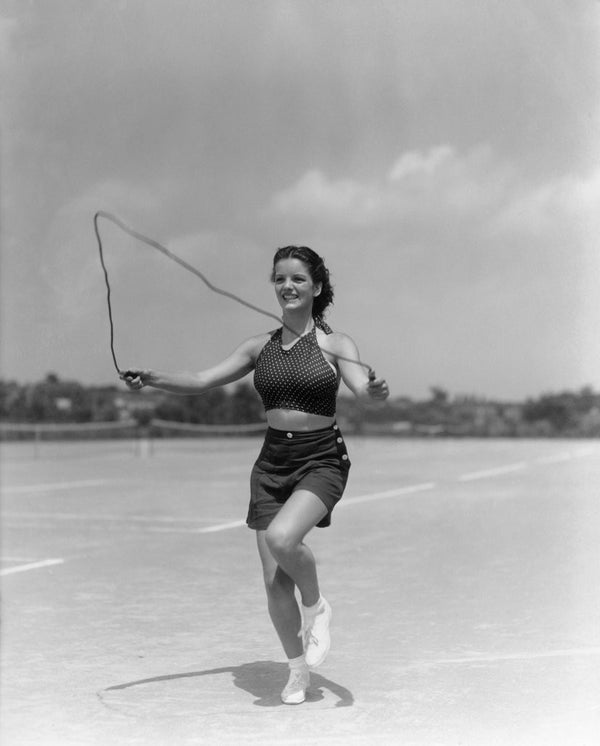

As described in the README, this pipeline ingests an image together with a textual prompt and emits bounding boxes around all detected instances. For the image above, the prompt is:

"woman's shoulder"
[316,328,357,354]
[242,329,279,360]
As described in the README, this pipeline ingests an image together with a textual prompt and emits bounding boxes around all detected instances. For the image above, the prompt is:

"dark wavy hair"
[271,246,334,326]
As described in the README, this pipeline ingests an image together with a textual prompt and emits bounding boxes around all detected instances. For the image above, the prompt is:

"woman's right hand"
[120,368,150,390]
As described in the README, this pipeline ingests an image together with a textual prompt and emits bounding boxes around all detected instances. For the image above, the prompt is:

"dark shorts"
[247,424,351,531]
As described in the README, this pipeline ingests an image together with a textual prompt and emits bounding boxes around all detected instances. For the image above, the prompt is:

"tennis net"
[150,418,267,438]
[0,420,140,459]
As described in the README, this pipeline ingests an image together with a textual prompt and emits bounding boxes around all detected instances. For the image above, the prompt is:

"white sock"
[288,654,307,671]
[302,596,324,624]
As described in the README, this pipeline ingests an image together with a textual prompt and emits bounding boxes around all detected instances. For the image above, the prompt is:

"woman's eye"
[275,276,307,284]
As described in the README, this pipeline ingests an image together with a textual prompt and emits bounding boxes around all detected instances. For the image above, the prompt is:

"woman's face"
[273,257,321,313]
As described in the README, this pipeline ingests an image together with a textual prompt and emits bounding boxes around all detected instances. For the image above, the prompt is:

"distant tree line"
[0,373,263,428]
[336,385,600,438]
[1,374,599,438]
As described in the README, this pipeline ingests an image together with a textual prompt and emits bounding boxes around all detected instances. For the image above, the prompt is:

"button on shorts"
[247,424,351,530]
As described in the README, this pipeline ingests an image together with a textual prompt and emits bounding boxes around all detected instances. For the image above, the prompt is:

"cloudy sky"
[2,0,599,399]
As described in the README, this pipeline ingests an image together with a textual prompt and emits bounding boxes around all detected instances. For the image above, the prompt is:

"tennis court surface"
[2,436,599,745]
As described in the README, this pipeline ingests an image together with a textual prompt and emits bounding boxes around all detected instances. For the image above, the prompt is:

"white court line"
[0,558,64,577]
[141,519,247,534]
[572,446,597,458]
[4,484,436,531]
[534,447,598,465]
[180,519,245,534]
[133,484,439,534]
[417,647,600,666]
[2,511,232,524]
[2,479,111,495]
[342,482,436,506]
[147,483,439,533]
[459,462,527,482]
[535,452,573,464]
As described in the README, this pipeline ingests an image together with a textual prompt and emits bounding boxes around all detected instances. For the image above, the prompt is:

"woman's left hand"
[367,372,389,400]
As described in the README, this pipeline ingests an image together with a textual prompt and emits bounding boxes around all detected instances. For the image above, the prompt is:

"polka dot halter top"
[253,325,340,417]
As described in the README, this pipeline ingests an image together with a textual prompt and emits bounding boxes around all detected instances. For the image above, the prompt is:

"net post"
[34,425,41,459]
[136,424,152,459]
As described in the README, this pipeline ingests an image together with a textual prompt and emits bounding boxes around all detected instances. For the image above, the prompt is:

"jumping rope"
[93,210,375,380]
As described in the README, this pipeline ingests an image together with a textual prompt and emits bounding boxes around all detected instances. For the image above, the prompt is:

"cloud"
[266,144,519,233]
[491,166,600,242]
[266,143,598,245]
[388,146,454,180]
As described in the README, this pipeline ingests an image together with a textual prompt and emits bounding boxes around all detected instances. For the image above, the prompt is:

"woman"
[122,246,389,704]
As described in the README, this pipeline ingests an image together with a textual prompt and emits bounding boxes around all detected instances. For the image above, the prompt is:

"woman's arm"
[326,332,389,402]
[120,334,267,394]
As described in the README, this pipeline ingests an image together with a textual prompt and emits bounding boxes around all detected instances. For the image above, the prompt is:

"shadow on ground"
[103,660,354,708]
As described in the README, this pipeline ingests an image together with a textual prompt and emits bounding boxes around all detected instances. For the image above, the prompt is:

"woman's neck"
[281,309,314,341]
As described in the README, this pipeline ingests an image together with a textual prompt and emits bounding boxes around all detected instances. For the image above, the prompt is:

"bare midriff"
[265,409,336,432]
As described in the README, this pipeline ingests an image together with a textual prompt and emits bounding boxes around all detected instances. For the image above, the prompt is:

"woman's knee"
[265,524,298,558]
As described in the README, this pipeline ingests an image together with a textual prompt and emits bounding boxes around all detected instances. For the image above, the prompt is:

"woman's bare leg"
[263,489,328,607]
[256,530,304,659]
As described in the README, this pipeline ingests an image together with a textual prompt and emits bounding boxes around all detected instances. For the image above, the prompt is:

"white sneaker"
[281,666,310,705]
[303,597,332,668]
